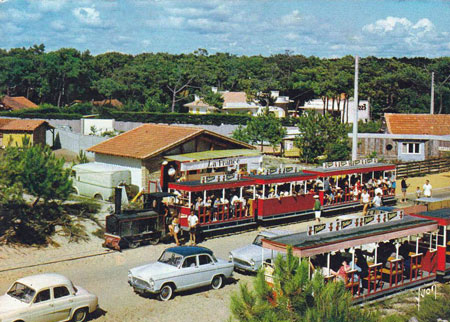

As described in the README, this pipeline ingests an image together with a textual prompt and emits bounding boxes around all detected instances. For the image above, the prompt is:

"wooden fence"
[395,157,450,178]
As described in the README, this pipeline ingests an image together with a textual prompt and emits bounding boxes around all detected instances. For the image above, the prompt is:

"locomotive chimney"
[114,187,122,214]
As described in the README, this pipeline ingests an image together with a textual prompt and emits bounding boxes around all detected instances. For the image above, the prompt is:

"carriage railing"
[197,202,247,225]
[382,258,404,288]
[364,263,383,294]
[409,253,423,281]
[323,186,393,206]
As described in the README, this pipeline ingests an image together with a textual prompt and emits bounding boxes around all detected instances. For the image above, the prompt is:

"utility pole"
[430,72,435,114]
[352,55,359,161]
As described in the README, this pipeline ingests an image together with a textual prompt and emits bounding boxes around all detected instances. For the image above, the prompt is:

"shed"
[0,118,54,147]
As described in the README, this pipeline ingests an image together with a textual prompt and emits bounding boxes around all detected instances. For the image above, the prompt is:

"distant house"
[87,123,254,190]
[92,99,123,108]
[302,96,370,122]
[0,118,54,147]
[184,96,217,114]
[185,89,290,118]
[354,113,450,161]
[0,96,39,111]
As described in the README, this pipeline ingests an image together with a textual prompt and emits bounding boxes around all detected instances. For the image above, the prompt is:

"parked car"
[229,229,292,272]
[128,246,234,301]
[0,273,98,322]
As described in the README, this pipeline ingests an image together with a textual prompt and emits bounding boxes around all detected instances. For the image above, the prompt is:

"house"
[354,113,450,162]
[184,96,217,114]
[87,124,255,191]
[92,99,123,108]
[0,96,39,111]
[0,118,54,147]
[302,96,370,122]
[185,89,289,118]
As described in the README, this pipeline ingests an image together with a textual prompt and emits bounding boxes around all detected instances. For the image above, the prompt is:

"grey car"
[229,230,291,272]
[128,246,234,301]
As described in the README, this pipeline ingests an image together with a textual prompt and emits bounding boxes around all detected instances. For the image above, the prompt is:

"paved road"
[1,189,449,322]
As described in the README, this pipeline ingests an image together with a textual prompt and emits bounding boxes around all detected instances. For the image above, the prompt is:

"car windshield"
[252,234,264,246]
[158,251,183,267]
[7,282,36,304]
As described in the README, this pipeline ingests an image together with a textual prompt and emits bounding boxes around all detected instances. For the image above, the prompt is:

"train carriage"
[261,208,450,303]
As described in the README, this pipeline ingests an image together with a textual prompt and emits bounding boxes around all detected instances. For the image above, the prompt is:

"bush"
[415,284,450,322]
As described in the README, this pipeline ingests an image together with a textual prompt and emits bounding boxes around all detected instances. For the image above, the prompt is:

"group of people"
[167,208,199,246]
[311,240,415,290]
[400,177,433,203]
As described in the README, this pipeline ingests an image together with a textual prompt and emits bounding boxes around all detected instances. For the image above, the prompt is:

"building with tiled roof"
[0,118,53,147]
[385,113,450,136]
[353,113,450,162]
[0,96,39,111]
[87,124,254,190]
[184,96,217,114]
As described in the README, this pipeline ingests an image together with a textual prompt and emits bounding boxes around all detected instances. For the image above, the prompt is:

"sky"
[1,0,449,58]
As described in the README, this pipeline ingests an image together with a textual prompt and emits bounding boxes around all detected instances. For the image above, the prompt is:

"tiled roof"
[0,96,38,111]
[0,119,52,131]
[385,113,450,135]
[222,92,249,105]
[87,124,253,160]
[184,99,216,109]
[92,99,123,107]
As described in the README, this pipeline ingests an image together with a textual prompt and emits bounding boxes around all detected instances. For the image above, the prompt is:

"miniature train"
[104,160,397,250]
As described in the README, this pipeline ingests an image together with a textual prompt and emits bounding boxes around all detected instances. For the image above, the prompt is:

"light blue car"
[128,246,234,301]
[229,229,292,272]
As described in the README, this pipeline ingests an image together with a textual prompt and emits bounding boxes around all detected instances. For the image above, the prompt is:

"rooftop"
[0,118,52,131]
[166,246,213,257]
[16,273,72,291]
[385,113,450,136]
[87,124,253,160]
[0,96,38,111]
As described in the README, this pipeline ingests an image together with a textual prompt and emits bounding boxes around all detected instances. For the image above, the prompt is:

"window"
[182,256,197,268]
[198,254,212,265]
[54,286,70,299]
[402,142,421,154]
[34,289,51,303]
[386,144,393,151]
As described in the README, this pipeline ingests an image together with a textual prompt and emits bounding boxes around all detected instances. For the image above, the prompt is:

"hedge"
[1,108,299,126]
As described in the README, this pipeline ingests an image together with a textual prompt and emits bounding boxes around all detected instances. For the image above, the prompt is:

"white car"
[0,273,98,322]
[128,246,234,301]
[229,229,292,272]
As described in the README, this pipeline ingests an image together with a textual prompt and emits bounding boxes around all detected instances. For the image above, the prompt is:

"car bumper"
[128,277,157,294]
[233,259,258,272]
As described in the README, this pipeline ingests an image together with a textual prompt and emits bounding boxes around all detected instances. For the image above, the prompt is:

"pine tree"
[229,247,376,322]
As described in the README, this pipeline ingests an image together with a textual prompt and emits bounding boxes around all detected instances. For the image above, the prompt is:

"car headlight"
[229,253,233,262]
[127,271,132,282]
[149,278,155,290]
[249,259,255,267]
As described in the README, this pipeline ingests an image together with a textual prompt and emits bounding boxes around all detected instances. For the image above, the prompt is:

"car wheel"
[149,237,160,245]
[94,194,103,201]
[211,275,223,290]
[72,308,88,322]
[128,241,140,249]
[159,284,174,301]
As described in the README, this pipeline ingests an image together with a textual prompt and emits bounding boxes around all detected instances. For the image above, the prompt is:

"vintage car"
[128,246,234,301]
[0,273,98,322]
[229,229,292,272]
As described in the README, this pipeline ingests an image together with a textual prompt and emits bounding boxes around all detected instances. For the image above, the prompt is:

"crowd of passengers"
[309,240,416,290]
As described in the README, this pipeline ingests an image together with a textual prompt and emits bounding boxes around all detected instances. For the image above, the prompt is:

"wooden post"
[188,191,192,208]
[253,185,256,199]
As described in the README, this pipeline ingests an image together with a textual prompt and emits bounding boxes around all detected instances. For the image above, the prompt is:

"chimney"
[114,187,122,214]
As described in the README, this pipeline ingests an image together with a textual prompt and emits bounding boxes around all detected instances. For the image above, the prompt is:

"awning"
[245,172,317,184]
[168,178,256,192]
[304,163,396,177]
[165,149,260,162]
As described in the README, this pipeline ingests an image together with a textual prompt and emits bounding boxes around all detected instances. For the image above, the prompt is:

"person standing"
[313,195,321,222]
[188,210,199,246]
[361,189,371,216]
[401,177,409,203]
[423,180,432,198]
[372,192,382,213]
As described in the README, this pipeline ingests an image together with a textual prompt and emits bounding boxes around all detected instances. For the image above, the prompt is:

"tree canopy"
[229,247,376,322]
[1,45,449,115]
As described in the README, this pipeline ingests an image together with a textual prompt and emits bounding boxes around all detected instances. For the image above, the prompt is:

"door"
[29,289,56,322]
[177,255,202,289]
[52,286,73,321]
[197,254,216,286]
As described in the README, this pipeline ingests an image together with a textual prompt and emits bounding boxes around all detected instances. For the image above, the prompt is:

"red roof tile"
[87,124,253,160]
[385,113,450,135]
[0,96,38,111]
[0,119,52,131]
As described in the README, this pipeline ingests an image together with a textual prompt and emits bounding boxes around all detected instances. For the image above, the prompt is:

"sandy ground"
[395,171,450,197]
[0,172,449,321]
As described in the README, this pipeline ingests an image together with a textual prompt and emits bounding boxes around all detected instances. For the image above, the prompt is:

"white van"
[72,163,131,201]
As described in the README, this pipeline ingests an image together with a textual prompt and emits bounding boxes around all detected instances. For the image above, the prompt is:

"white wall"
[94,154,143,190]
[82,119,115,135]
[303,98,370,122]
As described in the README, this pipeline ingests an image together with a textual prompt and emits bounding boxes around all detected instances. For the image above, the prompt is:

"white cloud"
[73,7,101,26]
[281,10,302,27]
[285,32,300,41]
[2,8,41,21]
[32,0,67,12]
[50,20,66,31]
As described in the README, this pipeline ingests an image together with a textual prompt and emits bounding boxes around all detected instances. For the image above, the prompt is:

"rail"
[396,157,450,178]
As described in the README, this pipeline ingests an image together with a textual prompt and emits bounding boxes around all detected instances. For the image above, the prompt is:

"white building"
[302,97,370,122]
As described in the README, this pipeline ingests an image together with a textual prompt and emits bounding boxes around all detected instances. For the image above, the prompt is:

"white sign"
[180,155,262,172]
[200,173,241,184]
[322,158,378,169]
[264,166,299,175]
[307,210,404,236]
[438,146,450,152]
[416,284,437,310]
